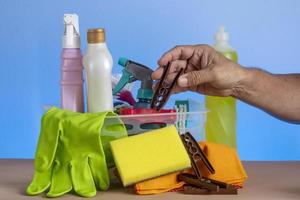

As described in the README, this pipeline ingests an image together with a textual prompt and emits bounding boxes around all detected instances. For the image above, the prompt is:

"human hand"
[152,44,247,97]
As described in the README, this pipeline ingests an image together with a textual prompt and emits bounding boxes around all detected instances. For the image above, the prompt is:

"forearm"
[233,67,300,123]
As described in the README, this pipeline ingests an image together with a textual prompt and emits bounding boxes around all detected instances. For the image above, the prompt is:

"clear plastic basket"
[102,99,207,141]
[43,99,207,141]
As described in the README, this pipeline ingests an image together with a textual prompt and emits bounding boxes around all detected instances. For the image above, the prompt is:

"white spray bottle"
[61,14,84,112]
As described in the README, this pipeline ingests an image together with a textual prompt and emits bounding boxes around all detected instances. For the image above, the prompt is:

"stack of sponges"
[110,125,191,186]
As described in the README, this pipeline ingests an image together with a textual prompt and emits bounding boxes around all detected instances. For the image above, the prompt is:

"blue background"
[0,0,299,160]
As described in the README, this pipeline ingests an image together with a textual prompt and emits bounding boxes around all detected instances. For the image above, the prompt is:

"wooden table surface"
[0,159,299,200]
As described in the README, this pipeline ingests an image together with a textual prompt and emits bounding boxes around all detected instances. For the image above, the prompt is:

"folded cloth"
[198,142,248,187]
[134,171,185,195]
[135,141,247,195]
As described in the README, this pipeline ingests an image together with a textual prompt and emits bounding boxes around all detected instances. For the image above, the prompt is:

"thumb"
[178,68,213,87]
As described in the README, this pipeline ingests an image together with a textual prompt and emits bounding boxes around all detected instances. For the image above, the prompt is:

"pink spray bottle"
[61,14,84,112]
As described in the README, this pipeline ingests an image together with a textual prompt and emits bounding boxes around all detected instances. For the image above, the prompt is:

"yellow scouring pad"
[110,125,191,186]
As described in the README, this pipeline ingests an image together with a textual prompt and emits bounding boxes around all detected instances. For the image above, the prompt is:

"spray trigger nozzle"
[64,14,80,36]
[63,13,80,48]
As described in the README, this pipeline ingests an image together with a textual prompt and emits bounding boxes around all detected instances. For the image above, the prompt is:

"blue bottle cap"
[118,57,128,67]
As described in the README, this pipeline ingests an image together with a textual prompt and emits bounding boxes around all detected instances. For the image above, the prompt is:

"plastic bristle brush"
[116,90,136,106]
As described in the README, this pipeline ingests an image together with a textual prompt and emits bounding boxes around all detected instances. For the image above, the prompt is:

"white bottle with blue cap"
[83,28,113,112]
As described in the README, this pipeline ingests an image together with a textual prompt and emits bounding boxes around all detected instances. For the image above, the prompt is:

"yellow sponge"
[110,125,191,186]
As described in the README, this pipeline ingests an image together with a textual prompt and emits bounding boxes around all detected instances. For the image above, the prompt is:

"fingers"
[158,45,196,66]
[151,67,164,80]
[152,60,187,80]
[47,161,72,197]
[178,68,214,88]
[157,44,217,70]
[35,108,63,172]
[151,60,190,95]
[89,156,110,190]
[171,85,189,94]
[26,170,52,195]
[101,112,128,168]
[70,159,97,198]
[189,44,216,67]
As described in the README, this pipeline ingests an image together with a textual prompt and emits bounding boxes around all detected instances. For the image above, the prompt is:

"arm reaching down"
[152,44,300,123]
[234,68,300,123]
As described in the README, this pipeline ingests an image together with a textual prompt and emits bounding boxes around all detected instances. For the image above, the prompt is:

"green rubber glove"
[27,107,76,196]
[100,115,129,168]
[27,107,127,197]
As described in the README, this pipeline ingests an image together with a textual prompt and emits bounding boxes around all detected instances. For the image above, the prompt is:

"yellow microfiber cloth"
[198,142,248,186]
[135,141,247,194]
[134,170,187,194]
[110,125,191,186]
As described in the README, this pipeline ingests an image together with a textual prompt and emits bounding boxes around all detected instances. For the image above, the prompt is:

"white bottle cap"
[63,14,80,48]
[214,25,229,42]
[214,25,235,52]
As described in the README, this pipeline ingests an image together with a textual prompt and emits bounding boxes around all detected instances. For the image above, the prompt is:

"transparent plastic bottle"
[205,26,237,148]
[83,28,113,112]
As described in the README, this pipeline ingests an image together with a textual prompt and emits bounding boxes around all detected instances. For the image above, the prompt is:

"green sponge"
[110,125,191,186]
